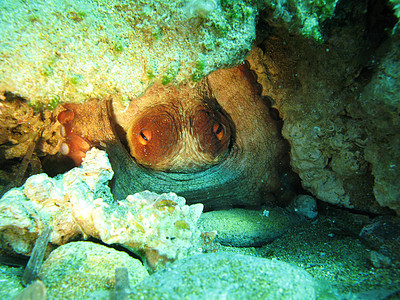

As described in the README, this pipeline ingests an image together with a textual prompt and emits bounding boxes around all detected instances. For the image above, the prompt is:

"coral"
[0,148,205,270]
[0,0,257,106]
[0,97,63,160]
[0,96,64,195]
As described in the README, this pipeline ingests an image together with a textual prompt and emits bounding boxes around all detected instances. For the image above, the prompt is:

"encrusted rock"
[359,37,400,214]
[0,148,113,255]
[71,190,204,270]
[0,0,340,107]
[0,265,23,299]
[0,148,204,270]
[0,0,257,105]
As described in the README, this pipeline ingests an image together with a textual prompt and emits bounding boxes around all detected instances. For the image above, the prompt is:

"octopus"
[57,63,285,209]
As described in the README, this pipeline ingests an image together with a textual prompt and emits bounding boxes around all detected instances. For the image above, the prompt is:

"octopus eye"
[213,123,224,140]
[127,108,178,170]
[138,129,152,145]
[192,109,231,158]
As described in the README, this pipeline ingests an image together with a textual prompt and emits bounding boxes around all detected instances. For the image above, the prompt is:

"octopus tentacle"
[58,107,92,165]
[57,99,117,165]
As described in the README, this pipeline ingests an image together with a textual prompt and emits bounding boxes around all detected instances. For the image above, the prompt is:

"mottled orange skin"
[58,63,284,208]
[58,99,115,165]
[125,93,232,172]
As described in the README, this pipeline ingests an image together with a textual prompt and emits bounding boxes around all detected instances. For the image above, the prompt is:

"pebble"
[198,207,294,247]
[13,280,46,300]
[290,194,318,219]
[369,250,392,268]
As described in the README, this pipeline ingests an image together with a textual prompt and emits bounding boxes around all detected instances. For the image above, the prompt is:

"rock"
[38,241,148,300]
[289,195,318,219]
[257,0,339,42]
[359,216,400,261]
[359,37,400,214]
[0,0,340,107]
[0,265,23,299]
[369,251,392,269]
[12,281,47,300]
[198,208,294,247]
[130,252,337,299]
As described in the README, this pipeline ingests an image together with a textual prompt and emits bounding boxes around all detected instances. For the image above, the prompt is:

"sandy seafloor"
[222,208,400,297]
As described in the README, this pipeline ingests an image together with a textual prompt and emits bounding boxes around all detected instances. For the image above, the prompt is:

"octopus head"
[127,100,233,172]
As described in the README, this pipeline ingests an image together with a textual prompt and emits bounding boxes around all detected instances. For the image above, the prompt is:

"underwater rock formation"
[0,148,113,254]
[249,41,370,211]
[258,0,339,42]
[58,64,285,209]
[0,97,65,196]
[71,190,204,271]
[0,0,257,106]
[0,0,342,108]
[358,37,400,213]
[248,0,400,214]
[0,148,205,270]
